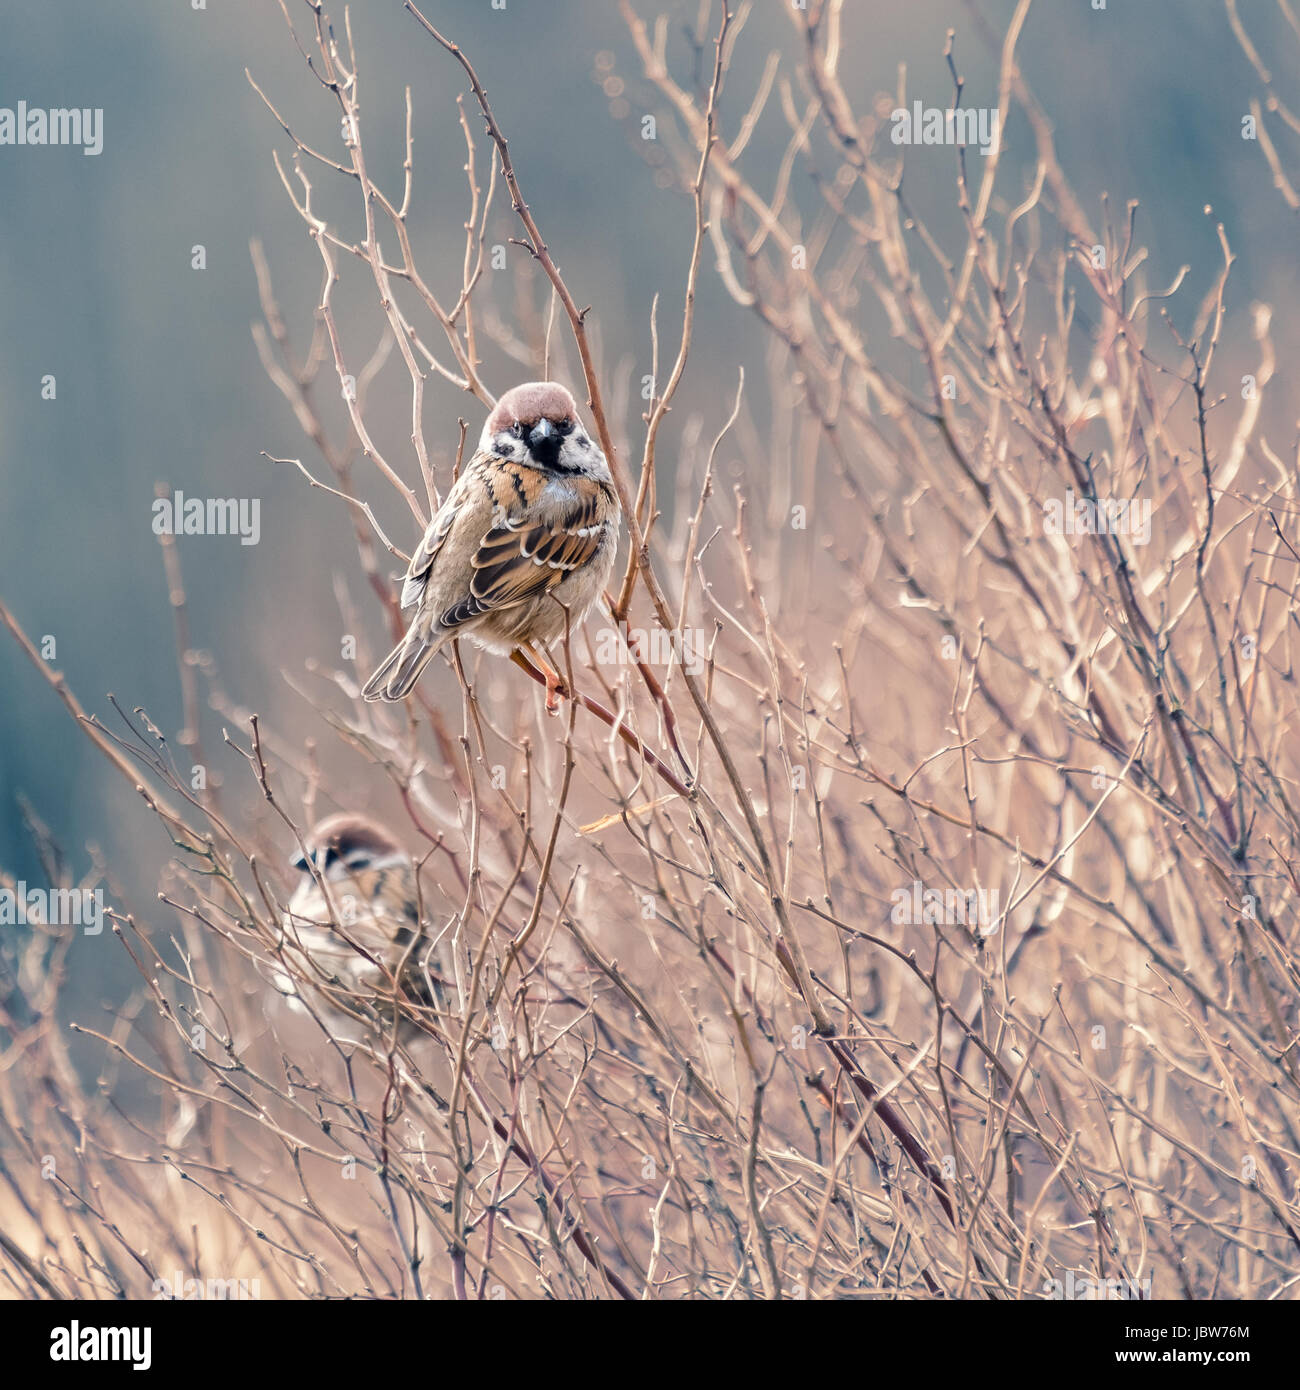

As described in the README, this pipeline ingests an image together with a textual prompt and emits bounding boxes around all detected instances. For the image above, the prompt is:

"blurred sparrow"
[362,381,620,709]
[277,813,445,1037]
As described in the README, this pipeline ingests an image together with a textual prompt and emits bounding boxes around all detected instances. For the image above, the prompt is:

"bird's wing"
[438,465,609,632]
[344,865,420,947]
[399,471,473,611]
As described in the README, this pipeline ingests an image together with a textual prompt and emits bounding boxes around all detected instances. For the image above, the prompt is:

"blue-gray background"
[1,0,1295,907]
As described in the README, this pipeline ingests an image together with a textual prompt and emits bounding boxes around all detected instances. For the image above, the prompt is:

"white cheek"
[491,431,525,460]
[567,433,594,463]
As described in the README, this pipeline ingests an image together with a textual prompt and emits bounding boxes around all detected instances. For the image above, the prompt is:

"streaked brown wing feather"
[438,471,606,631]
[401,504,458,611]
[401,456,514,611]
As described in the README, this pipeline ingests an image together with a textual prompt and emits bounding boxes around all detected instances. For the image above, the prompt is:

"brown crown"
[304,813,402,860]
[485,381,579,434]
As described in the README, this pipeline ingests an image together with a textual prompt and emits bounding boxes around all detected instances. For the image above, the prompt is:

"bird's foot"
[544,666,568,716]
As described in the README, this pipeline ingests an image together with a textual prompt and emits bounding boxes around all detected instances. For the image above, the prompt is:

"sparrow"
[362,381,621,709]
[276,813,446,1038]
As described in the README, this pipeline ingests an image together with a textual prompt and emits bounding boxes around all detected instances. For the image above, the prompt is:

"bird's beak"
[527,418,562,470]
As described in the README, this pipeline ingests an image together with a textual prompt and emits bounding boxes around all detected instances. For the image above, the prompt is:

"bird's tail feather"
[362,627,445,702]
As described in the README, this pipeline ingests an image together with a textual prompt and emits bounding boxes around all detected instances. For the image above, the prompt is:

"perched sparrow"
[363,381,621,708]
[277,813,445,1037]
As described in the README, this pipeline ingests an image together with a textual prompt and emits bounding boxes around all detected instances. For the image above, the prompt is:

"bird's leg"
[536,645,567,715]
[511,646,568,715]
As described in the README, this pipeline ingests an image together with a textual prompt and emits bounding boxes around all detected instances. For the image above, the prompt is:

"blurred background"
[1,0,1296,984]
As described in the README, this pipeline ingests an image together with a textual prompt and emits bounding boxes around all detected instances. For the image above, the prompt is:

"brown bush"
[1,0,1297,1300]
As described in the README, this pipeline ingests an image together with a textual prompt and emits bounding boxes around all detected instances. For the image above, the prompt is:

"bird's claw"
[545,671,567,716]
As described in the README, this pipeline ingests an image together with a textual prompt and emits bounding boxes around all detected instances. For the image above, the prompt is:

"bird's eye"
[509,421,526,439]
[556,417,575,436]
[322,847,338,871]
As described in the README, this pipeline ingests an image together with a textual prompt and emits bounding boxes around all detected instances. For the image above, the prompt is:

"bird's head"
[290,814,406,884]
[480,381,608,479]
